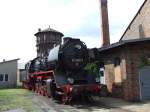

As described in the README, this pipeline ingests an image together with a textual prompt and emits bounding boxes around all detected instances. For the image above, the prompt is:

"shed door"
[139,67,150,100]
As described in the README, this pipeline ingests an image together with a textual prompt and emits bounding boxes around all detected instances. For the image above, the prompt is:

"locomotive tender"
[24,37,100,103]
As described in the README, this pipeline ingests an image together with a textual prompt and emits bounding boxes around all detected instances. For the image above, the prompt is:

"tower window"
[44,35,46,42]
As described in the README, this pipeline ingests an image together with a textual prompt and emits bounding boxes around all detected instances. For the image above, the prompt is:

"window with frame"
[0,74,4,81]
[5,74,8,81]
[114,57,122,83]
[114,57,121,67]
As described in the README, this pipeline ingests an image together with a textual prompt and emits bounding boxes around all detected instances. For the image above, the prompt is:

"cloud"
[108,0,145,43]
[65,14,100,37]
[0,0,145,63]
[79,36,101,48]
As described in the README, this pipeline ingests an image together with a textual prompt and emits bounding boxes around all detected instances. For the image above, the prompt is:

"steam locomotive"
[24,37,100,104]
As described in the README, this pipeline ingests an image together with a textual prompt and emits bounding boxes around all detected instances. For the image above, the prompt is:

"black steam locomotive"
[24,37,100,103]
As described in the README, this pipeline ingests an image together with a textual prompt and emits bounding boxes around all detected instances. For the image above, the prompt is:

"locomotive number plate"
[72,59,83,62]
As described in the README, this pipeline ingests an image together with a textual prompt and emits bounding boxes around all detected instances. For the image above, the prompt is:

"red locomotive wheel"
[61,94,72,104]
[61,95,68,104]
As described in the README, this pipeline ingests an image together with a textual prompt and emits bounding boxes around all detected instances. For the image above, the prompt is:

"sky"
[0,0,145,63]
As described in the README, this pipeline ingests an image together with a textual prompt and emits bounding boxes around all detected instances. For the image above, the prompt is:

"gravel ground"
[29,93,133,112]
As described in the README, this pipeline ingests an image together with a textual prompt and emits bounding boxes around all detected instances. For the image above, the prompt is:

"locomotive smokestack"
[100,0,110,47]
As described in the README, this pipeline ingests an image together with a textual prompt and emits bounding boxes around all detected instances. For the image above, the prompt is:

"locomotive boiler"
[47,37,88,71]
[24,37,100,104]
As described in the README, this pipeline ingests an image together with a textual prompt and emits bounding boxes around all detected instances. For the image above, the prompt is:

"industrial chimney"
[100,0,110,47]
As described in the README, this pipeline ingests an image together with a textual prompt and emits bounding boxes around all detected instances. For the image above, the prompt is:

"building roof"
[119,0,147,41]
[99,38,150,52]
[34,27,64,36]
[0,58,20,64]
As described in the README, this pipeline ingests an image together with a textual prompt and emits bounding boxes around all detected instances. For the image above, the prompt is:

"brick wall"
[123,43,150,101]
[100,48,123,92]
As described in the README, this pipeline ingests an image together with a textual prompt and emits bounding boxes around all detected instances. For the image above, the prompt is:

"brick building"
[98,0,150,101]
[98,39,150,101]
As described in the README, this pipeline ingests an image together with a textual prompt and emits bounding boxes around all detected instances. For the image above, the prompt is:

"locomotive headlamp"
[67,78,74,84]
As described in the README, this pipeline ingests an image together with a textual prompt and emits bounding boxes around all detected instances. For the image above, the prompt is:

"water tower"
[34,26,64,57]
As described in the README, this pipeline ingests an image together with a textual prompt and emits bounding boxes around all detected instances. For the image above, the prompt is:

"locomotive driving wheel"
[61,94,69,104]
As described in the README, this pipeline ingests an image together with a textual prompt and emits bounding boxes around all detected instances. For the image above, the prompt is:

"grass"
[0,88,40,112]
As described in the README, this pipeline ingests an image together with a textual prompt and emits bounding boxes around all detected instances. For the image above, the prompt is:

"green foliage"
[84,62,99,76]
[139,49,150,68]
[140,56,150,67]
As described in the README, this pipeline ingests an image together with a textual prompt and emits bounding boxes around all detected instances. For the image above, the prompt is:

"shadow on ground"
[66,96,150,112]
